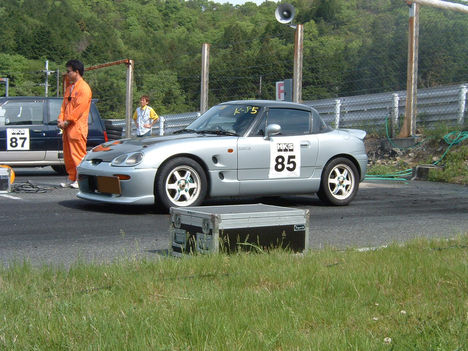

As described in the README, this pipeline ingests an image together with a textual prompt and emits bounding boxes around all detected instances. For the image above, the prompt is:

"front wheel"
[317,157,359,206]
[155,157,207,210]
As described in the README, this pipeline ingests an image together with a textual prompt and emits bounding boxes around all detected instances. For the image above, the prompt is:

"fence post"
[458,84,467,126]
[392,93,399,137]
[200,43,210,114]
[125,60,134,138]
[334,99,341,129]
[159,116,165,136]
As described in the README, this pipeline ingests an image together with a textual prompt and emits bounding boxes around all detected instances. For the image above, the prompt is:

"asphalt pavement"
[1,167,467,268]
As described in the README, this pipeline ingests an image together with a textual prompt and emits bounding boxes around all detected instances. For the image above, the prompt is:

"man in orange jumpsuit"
[58,59,92,188]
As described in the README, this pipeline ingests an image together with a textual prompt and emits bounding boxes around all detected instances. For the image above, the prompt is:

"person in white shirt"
[132,95,159,137]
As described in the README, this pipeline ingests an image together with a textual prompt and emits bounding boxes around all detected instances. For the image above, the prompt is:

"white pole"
[159,116,165,136]
[45,60,49,97]
[56,69,60,97]
[392,93,399,137]
[458,84,467,126]
[334,99,341,129]
[125,60,134,138]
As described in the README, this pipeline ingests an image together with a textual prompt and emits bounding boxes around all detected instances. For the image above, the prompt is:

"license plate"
[96,176,121,194]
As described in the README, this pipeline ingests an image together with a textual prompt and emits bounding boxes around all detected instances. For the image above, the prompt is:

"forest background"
[0,0,467,119]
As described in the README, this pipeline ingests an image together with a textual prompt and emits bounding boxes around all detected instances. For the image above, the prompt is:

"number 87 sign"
[269,140,301,178]
[7,128,30,151]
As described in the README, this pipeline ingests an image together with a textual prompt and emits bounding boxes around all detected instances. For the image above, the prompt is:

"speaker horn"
[275,3,296,24]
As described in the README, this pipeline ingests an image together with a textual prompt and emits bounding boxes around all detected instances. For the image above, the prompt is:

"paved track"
[1,167,467,267]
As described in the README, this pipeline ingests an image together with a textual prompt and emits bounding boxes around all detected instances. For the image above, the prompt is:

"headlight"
[111,152,144,166]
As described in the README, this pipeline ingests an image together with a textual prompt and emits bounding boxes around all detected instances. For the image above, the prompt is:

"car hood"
[86,133,202,162]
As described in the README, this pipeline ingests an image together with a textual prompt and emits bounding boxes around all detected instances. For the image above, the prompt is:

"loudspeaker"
[275,3,296,24]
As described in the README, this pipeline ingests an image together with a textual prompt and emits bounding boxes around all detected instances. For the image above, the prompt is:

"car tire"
[155,157,207,210]
[317,157,359,206]
[51,165,67,175]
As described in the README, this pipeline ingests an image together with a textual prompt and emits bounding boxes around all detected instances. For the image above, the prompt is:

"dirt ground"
[365,137,441,168]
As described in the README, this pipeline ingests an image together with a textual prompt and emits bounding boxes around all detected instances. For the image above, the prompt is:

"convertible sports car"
[77,100,367,210]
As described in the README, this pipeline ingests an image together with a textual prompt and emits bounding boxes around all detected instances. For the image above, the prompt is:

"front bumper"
[76,160,157,205]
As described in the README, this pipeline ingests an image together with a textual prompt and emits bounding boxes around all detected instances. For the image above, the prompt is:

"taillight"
[103,131,109,142]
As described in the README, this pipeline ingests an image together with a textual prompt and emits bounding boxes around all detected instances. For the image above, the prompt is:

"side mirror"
[264,124,281,140]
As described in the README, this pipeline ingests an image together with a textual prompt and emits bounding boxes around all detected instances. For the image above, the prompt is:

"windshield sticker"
[7,128,30,151]
[233,106,259,115]
[269,139,301,178]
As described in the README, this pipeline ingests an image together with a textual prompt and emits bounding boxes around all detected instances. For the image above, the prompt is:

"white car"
[77,100,367,211]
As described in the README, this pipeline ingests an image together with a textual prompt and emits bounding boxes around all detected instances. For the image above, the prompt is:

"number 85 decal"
[274,155,296,172]
[269,140,301,178]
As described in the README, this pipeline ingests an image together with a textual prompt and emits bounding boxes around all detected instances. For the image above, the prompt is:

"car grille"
[79,174,113,197]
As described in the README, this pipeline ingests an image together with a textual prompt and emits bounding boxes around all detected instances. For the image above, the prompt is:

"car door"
[45,98,65,161]
[238,107,319,195]
[0,98,47,162]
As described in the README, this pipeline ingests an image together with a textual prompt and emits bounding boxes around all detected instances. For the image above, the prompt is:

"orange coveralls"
[58,78,92,182]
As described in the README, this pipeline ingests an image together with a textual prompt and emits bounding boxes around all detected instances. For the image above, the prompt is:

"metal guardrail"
[305,83,467,131]
[109,83,467,136]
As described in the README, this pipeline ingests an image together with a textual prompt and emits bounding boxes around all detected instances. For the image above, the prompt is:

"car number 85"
[269,140,301,178]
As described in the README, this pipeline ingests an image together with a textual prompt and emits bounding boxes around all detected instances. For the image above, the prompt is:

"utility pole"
[399,0,468,137]
[399,2,419,137]
[293,24,304,103]
[275,3,303,103]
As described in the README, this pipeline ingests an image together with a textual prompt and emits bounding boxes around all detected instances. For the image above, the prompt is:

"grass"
[1,235,467,350]
[429,144,468,184]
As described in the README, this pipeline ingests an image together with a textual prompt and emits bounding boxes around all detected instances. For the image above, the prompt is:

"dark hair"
[66,59,85,76]
[140,95,150,103]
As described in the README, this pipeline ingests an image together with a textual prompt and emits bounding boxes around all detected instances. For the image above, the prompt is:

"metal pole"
[125,60,134,138]
[400,2,419,137]
[258,75,262,98]
[293,24,304,103]
[407,0,468,14]
[200,43,210,114]
[334,99,341,129]
[56,69,60,97]
[392,93,400,138]
[45,60,49,97]
[458,84,467,126]
[159,116,165,136]
[4,78,8,97]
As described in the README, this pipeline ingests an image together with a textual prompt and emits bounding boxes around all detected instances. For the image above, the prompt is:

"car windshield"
[185,104,262,136]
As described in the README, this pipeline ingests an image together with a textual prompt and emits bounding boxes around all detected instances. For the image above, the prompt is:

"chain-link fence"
[112,83,467,137]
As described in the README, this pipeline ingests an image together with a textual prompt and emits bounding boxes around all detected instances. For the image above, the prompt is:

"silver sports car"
[77,100,367,210]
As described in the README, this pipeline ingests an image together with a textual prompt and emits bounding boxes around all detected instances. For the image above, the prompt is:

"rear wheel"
[155,157,207,210]
[317,157,359,206]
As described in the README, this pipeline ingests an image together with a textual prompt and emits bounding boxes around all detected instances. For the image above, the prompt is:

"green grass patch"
[429,144,468,185]
[1,235,467,350]
[366,161,410,176]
